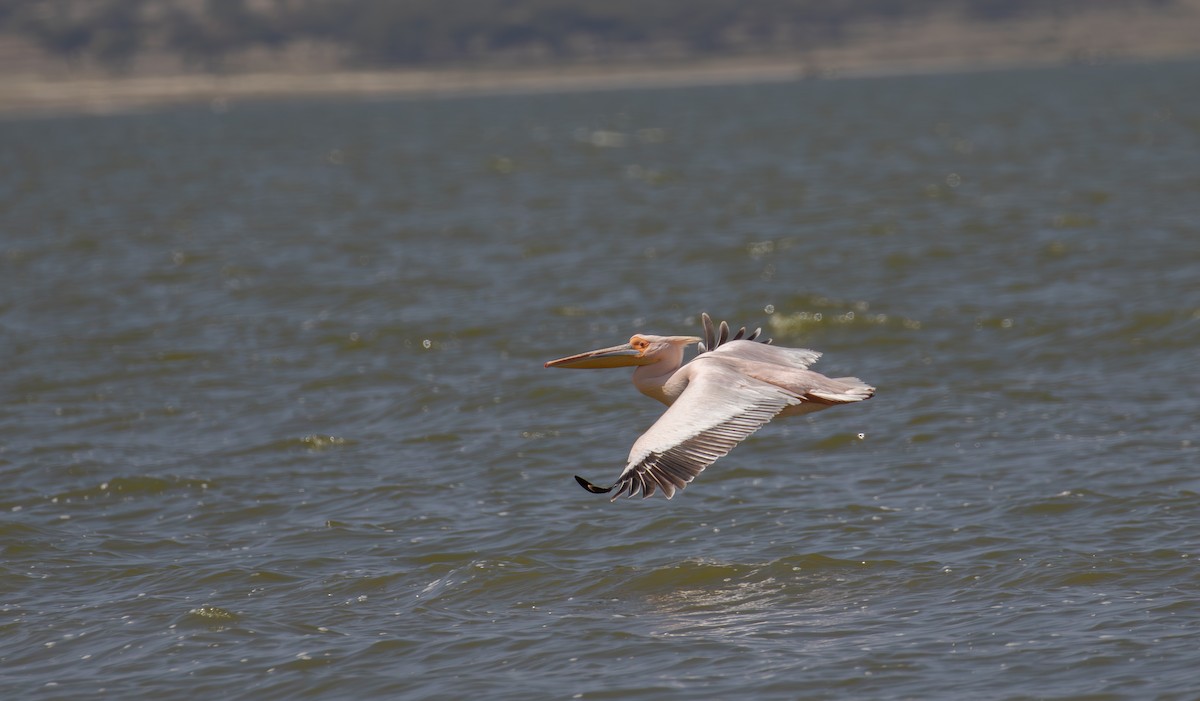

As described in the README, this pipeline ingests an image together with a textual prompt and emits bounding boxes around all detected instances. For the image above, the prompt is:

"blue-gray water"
[2,61,1199,700]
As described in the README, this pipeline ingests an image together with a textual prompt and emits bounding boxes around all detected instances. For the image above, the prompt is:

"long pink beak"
[544,343,641,369]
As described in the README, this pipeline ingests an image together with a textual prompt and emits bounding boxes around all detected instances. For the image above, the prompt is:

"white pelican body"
[545,313,874,501]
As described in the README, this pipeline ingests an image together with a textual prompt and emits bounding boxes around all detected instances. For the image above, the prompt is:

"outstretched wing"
[706,339,822,371]
[587,363,801,501]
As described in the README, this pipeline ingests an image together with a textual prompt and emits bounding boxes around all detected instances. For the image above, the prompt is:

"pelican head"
[544,334,701,369]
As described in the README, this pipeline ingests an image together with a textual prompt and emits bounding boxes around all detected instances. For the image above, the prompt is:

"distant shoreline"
[0,55,1189,119]
[2,6,1198,117]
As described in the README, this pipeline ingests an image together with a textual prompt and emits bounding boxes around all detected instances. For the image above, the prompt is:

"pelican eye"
[630,337,650,352]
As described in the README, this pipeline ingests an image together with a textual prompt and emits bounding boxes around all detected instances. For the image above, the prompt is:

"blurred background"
[2,0,1200,112]
[2,3,1198,701]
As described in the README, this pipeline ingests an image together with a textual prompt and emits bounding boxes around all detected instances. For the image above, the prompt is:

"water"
[2,61,1198,700]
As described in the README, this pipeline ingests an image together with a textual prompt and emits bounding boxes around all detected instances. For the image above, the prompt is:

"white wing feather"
[705,339,822,371]
[608,365,801,500]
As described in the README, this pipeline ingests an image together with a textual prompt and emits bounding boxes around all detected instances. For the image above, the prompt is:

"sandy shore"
[2,4,1198,117]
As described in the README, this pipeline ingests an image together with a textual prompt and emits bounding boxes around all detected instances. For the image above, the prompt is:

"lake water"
[1,61,1198,700]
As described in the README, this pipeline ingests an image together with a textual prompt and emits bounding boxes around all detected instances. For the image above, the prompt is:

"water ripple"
[2,61,1199,700]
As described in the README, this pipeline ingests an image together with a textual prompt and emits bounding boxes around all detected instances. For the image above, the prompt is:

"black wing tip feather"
[698,312,772,353]
[576,473,680,501]
[575,475,613,494]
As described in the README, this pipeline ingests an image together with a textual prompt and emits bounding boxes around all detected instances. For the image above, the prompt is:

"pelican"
[544,313,874,500]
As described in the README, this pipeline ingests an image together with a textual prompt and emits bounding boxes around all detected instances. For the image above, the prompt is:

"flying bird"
[544,313,874,501]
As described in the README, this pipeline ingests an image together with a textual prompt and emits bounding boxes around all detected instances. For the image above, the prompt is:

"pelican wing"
[697,313,770,353]
[606,366,801,500]
[706,339,822,371]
